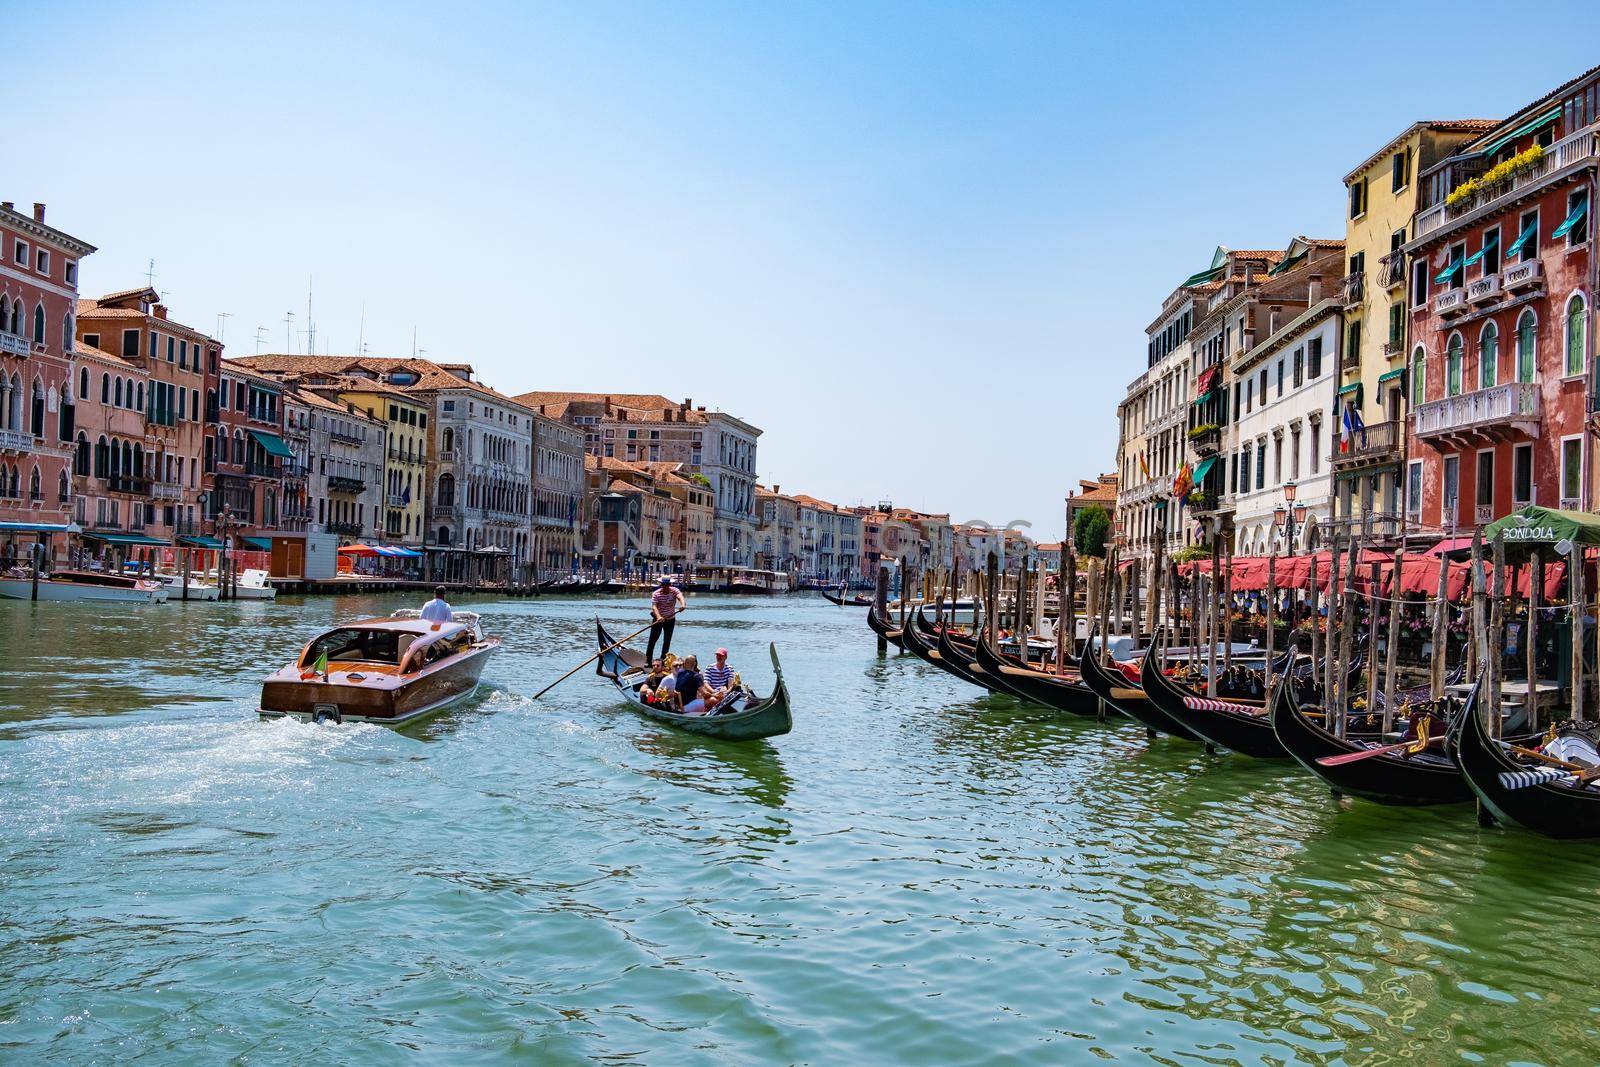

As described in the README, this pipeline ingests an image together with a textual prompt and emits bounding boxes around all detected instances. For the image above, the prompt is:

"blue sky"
[13,2,1596,538]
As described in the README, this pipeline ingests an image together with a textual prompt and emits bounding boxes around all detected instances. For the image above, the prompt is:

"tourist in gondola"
[647,576,686,663]
[704,648,734,694]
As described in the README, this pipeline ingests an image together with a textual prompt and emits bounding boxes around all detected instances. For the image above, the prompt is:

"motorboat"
[156,572,220,601]
[0,569,164,604]
[233,568,278,600]
[259,610,499,727]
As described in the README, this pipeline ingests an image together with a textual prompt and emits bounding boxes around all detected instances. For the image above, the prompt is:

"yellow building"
[1334,120,1498,540]
[337,382,429,546]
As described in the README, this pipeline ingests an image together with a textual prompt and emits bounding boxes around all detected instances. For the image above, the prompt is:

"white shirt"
[420,598,454,623]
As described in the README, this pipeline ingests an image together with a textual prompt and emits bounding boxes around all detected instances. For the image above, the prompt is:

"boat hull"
[0,577,161,604]
[1079,634,1206,742]
[970,635,1100,717]
[1142,640,1286,758]
[259,643,495,728]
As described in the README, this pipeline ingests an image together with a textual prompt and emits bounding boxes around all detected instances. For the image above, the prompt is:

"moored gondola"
[969,633,1101,717]
[1271,672,1471,806]
[822,589,872,607]
[1449,681,1600,839]
[1140,638,1286,757]
[901,606,993,691]
[867,603,906,650]
[1078,628,1207,741]
[595,619,792,741]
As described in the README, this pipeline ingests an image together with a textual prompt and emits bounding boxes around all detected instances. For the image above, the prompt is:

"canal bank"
[1,593,1597,1063]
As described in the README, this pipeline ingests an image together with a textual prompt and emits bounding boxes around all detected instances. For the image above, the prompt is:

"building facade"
[70,341,148,548]
[1404,70,1598,534]
[297,387,384,542]
[532,411,584,575]
[0,202,93,549]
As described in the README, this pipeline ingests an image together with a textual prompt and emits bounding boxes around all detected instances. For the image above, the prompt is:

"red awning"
[1195,364,1221,398]
[337,544,381,557]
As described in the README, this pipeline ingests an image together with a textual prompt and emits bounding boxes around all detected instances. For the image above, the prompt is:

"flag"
[1172,461,1192,501]
[1340,403,1365,453]
[312,649,329,679]
[1138,451,1150,480]
[402,484,412,505]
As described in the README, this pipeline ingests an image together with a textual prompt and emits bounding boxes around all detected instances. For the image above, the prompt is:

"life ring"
[311,705,343,725]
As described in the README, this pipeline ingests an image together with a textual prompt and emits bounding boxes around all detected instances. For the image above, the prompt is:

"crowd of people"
[636,577,743,715]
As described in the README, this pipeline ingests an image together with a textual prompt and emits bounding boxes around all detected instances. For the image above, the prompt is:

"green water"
[2,593,1598,1064]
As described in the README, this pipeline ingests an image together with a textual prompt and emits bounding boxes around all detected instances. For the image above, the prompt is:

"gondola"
[866,603,906,650]
[900,605,994,691]
[931,618,1030,700]
[1448,681,1600,839]
[1271,672,1471,806]
[1078,628,1209,741]
[822,589,872,607]
[969,633,1101,718]
[594,619,792,741]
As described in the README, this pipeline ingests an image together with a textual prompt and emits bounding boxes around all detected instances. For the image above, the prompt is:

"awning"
[84,532,171,547]
[1194,391,1215,406]
[1504,220,1539,259]
[1377,368,1405,384]
[338,544,381,557]
[1268,251,1307,276]
[1482,106,1561,157]
[1434,254,1464,284]
[177,535,225,549]
[1195,365,1221,397]
[1552,198,1589,240]
[1180,265,1224,287]
[240,536,272,551]
[1191,456,1217,483]
[1462,246,1488,268]
[0,521,75,535]
[1479,504,1600,556]
[248,430,295,459]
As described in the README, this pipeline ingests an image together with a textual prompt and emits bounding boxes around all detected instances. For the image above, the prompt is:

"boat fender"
[311,705,343,725]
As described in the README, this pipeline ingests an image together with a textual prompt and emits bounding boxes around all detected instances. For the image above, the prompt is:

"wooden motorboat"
[0,569,164,604]
[259,610,498,727]
[595,618,792,741]
[1448,681,1600,839]
[1271,675,1470,806]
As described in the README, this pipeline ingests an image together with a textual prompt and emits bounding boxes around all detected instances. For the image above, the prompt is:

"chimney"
[153,304,169,320]
[0,201,12,212]
[1308,274,1323,303]
[682,397,692,411]
[773,484,780,494]
[32,203,45,223]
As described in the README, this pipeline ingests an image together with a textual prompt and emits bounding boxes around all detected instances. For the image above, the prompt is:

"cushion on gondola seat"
[1183,695,1262,717]
[1498,767,1574,790]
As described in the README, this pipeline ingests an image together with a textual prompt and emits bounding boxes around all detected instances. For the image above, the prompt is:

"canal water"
[2,593,1598,1064]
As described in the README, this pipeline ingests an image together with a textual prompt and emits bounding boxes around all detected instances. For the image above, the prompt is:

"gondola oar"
[533,620,656,700]
[1317,734,1443,767]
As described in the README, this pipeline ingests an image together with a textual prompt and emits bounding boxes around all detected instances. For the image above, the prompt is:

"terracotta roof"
[92,286,160,305]
[74,340,141,370]
[517,390,680,409]
[77,298,216,343]
[1457,64,1600,154]
[1229,250,1287,262]
[235,355,534,411]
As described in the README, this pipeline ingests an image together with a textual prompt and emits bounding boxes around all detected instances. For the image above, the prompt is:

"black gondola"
[1078,628,1208,741]
[969,633,1101,718]
[867,604,906,650]
[822,590,873,607]
[594,619,792,741]
[932,621,1028,700]
[900,606,995,692]
[1271,672,1471,806]
[1449,681,1600,839]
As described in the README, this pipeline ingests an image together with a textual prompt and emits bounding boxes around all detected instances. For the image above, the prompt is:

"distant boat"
[233,568,278,600]
[156,572,220,601]
[0,569,164,604]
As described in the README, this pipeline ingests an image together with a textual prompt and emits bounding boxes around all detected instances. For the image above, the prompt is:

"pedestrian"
[647,576,686,663]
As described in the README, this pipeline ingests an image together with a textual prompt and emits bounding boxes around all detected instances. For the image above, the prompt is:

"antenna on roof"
[357,302,366,358]
[304,277,316,358]
[254,326,268,354]
[284,311,296,355]
[411,325,417,359]
[144,259,157,288]
[215,312,232,343]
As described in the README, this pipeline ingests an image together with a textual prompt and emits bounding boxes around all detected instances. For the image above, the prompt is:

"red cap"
[715,648,728,658]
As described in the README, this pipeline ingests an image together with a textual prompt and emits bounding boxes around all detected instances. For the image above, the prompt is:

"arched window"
[30,379,44,437]
[114,377,123,408]
[1446,334,1463,396]
[79,367,89,399]
[0,297,8,334]
[57,469,68,503]
[442,427,453,453]
[75,432,89,476]
[32,303,44,344]
[6,299,18,335]
[438,525,452,546]
[1568,293,1588,377]
[136,382,144,411]
[1517,309,1537,382]
[1411,345,1426,406]
[438,472,455,506]
[1479,321,1498,389]
[94,436,108,478]
[100,372,110,404]
[217,429,228,464]
[29,466,40,500]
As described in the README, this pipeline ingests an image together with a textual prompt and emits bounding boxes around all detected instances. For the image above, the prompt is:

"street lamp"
[1273,481,1308,553]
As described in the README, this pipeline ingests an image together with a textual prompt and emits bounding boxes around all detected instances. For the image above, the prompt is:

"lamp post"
[1272,481,1308,555]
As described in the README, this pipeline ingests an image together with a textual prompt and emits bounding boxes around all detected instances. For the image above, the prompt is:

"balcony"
[282,460,311,480]
[1503,260,1544,292]
[106,474,151,495]
[327,475,365,494]
[150,480,182,501]
[1330,419,1404,471]
[386,493,407,508]
[1327,512,1406,541]
[1413,382,1541,445]
[1467,273,1501,304]
[0,331,30,357]
[1379,250,1407,289]
[1189,491,1234,518]
[244,461,280,479]
[1475,503,1495,526]
[1188,425,1222,457]
[1562,497,1581,512]
[1341,271,1365,309]
[0,427,34,452]
[1383,339,1405,357]
[330,430,364,447]
[1434,289,1467,318]
[1417,122,1599,238]
[326,519,363,536]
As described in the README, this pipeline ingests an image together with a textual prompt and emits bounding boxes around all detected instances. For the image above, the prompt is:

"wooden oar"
[1317,734,1443,767]
[533,621,656,700]
[1506,743,1589,773]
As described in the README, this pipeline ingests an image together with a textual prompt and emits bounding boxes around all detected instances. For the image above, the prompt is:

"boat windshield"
[302,627,404,667]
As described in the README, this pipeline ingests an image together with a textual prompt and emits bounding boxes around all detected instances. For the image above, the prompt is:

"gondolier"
[646,576,686,663]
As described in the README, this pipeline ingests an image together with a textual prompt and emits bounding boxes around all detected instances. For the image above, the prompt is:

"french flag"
[1340,404,1365,453]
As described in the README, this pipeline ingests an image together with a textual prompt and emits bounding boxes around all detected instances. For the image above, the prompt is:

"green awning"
[1337,381,1361,395]
[248,430,294,459]
[1434,254,1464,284]
[0,521,74,534]
[85,532,170,547]
[177,535,225,549]
[1504,220,1539,259]
[1194,390,1214,406]
[1377,368,1405,384]
[1479,504,1600,557]
[1552,199,1588,240]
[1191,456,1217,484]
[1462,246,1488,267]
[1180,265,1224,287]
[241,536,272,551]
[1268,251,1307,276]
[1482,106,1561,157]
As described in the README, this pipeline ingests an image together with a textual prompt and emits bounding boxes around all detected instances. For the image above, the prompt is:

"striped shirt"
[651,586,681,619]
[703,663,734,689]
